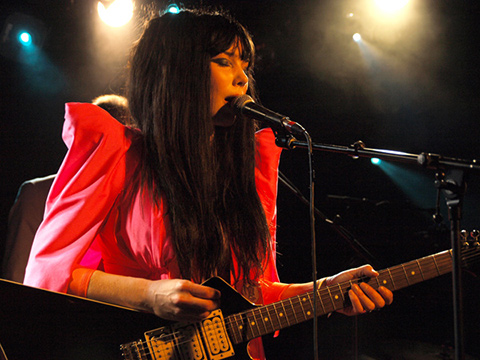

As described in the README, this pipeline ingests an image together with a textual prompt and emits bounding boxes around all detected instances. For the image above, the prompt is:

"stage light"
[1,12,47,63]
[166,4,180,14]
[353,33,362,42]
[18,31,32,46]
[374,0,409,14]
[371,157,381,165]
[97,0,134,27]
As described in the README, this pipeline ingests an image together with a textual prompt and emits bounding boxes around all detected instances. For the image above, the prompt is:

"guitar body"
[0,278,161,360]
[0,278,258,360]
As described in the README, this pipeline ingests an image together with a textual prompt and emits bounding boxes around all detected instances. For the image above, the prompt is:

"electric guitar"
[120,239,480,360]
[0,239,478,360]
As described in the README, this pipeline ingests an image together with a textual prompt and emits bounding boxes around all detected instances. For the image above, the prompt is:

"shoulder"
[255,128,282,167]
[64,102,122,134]
[63,103,140,149]
[16,174,56,204]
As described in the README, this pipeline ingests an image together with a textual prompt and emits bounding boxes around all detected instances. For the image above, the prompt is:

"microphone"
[231,95,306,139]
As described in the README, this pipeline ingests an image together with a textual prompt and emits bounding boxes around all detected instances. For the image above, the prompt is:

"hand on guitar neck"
[281,264,393,317]
[323,264,393,315]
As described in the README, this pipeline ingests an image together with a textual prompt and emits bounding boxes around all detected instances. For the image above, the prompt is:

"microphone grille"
[230,94,254,112]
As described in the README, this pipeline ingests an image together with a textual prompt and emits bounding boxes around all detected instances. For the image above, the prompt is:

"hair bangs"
[205,14,255,68]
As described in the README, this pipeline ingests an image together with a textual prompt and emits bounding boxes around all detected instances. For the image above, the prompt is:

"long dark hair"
[127,8,271,285]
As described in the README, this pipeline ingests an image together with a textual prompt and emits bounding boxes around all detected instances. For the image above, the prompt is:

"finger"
[359,282,385,308]
[357,265,379,278]
[160,293,219,321]
[348,286,365,313]
[352,283,376,312]
[173,292,220,312]
[378,286,394,305]
[178,281,221,300]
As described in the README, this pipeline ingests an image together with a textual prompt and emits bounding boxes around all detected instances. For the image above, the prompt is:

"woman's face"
[210,44,249,126]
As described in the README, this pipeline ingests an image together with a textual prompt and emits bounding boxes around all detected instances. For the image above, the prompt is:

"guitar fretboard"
[225,249,453,343]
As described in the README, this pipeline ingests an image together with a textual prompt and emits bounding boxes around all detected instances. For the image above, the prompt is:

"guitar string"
[127,248,480,354]
[123,248,480,357]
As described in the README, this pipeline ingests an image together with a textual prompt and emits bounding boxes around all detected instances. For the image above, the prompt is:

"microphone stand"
[278,171,377,264]
[288,138,480,360]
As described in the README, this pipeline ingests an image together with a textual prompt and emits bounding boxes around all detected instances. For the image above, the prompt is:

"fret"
[269,302,283,330]
[315,289,327,315]
[389,264,408,290]
[444,250,453,273]
[306,291,318,317]
[386,268,396,290]
[272,301,289,329]
[262,306,275,334]
[432,254,440,275]
[329,285,344,310]
[261,306,275,334]
[281,300,291,326]
[229,313,246,344]
[377,272,390,290]
[298,294,313,319]
[401,264,410,286]
[415,259,425,280]
[288,297,300,324]
[246,310,260,339]
[403,261,423,286]
[279,299,291,328]
[254,307,268,335]
[326,286,336,312]
[337,283,346,302]
[420,254,439,280]
[295,295,308,322]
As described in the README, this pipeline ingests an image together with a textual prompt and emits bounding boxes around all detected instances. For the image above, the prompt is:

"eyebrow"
[222,50,249,65]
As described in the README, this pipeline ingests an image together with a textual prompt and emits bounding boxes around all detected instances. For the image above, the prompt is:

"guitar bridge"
[143,309,234,360]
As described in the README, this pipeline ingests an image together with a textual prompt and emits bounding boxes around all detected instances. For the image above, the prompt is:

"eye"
[211,58,231,67]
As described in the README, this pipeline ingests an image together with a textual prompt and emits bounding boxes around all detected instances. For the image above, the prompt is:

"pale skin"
[86,44,393,323]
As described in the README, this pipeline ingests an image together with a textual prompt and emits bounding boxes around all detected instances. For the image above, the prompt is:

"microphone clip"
[272,128,298,149]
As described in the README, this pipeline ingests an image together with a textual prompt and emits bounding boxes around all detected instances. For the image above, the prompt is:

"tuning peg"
[460,230,470,248]
[470,229,479,240]
[470,229,480,247]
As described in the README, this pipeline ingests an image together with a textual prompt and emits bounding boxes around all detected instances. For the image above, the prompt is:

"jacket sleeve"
[23,103,138,293]
[253,129,288,304]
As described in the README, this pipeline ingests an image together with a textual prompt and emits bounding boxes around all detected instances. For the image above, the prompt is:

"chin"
[212,104,237,127]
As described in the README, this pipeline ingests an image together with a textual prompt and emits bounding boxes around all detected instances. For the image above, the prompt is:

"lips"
[225,94,244,104]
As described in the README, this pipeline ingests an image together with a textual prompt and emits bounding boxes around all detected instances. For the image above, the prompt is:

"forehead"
[222,43,250,63]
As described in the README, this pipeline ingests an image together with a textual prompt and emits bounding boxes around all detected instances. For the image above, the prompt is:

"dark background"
[1,0,479,359]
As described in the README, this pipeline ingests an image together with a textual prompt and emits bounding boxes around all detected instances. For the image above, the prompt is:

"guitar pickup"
[143,309,234,360]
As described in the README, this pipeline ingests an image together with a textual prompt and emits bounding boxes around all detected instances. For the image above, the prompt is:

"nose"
[234,66,249,90]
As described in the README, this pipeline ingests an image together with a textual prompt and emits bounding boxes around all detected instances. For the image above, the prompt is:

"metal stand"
[437,169,467,360]
[286,139,480,360]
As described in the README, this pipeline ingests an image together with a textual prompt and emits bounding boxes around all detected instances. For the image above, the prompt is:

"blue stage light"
[371,157,381,165]
[166,4,180,14]
[18,31,32,46]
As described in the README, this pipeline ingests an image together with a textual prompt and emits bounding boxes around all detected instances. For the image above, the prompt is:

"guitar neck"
[226,249,453,344]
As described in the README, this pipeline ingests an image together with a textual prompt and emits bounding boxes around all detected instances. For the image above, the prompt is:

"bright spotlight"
[18,31,32,46]
[166,4,180,14]
[374,0,409,14]
[97,0,134,27]
[353,33,362,42]
[371,158,381,165]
